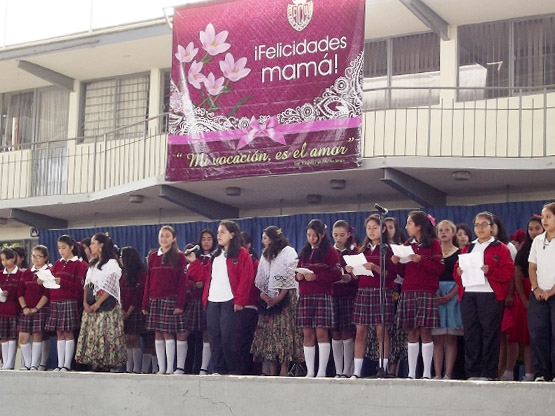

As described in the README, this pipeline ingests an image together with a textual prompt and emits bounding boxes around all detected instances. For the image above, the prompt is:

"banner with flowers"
[167,0,365,181]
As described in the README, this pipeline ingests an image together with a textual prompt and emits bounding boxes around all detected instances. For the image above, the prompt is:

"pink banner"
[167,0,365,181]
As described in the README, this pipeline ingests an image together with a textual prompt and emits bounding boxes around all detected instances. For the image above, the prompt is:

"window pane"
[364,40,387,78]
[6,91,34,147]
[37,88,70,143]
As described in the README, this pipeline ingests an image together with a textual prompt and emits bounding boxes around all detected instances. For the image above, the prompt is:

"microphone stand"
[375,209,389,378]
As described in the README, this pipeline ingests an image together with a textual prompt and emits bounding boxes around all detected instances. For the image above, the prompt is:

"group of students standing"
[0,203,554,382]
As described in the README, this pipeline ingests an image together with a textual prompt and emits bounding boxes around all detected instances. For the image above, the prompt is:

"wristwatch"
[531,287,538,292]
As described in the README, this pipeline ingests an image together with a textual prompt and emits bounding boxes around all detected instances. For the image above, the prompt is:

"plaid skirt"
[332,295,355,330]
[145,297,187,333]
[396,291,439,330]
[16,307,50,334]
[0,316,17,339]
[123,309,146,335]
[183,299,207,332]
[353,286,394,327]
[296,294,334,329]
[45,300,81,332]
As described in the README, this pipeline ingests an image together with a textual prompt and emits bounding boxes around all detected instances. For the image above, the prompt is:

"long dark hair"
[213,220,242,259]
[12,246,29,269]
[262,226,291,261]
[300,219,332,262]
[89,233,118,270]
[492,214,510,244]
[515,216,544,269]
[407,210,436,248]
[159,225,180,268]
[198,229,217,255]
[384,217,405,244]
[120,246,146,288]
[360,214,389,252]
[332,220,355,248]
[58,234,80,257]
[241,231,259,261]
[456,223,472,244]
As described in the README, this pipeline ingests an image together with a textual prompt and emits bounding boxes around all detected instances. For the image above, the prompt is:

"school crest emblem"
[287,0,314,32]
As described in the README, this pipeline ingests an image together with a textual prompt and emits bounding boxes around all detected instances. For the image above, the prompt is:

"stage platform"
[1,371,553,416]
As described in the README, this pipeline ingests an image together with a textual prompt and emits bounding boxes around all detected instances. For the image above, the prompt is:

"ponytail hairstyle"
[58,234,79,256]
[262,226,291,261]
[120,246,146,288]
[332,219,355,248]
[12,246,29,269]
[360,214,389,252]
[300,219,332,262]
[159,225,180,268]
[89,232,118,270]
[32,245,49,264]
[198,228,217,255]
[384,217,406,245]
[492,214,510,244]
[213,220,242,259]
[241,231,259,261]
[407,210,437,248]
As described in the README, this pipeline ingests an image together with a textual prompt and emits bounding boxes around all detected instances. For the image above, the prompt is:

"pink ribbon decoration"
[236,116,286,150]
[427,214,436,227]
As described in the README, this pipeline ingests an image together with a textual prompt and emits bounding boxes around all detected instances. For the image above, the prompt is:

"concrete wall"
[1,372,554,416]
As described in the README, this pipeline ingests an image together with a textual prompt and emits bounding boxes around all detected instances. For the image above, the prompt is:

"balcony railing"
[363,86,555,158]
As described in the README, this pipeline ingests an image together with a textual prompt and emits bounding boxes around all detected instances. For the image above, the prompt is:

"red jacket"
[297,246,342,296]
[333,246,359,297]
[186,254,211,301]
[398,239,444,294]
[120,269,146,312]
[0,268,22,317]
[356,245,397,289]
[17,267,50,308]
[189,247,254,309]
[453,239,514,301]
[142,251,187,310]
[245,255,261,308]
[50,258,86,302]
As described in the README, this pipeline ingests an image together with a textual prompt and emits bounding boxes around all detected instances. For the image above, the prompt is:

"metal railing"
[362,86,555,158]
[0,113,169,200]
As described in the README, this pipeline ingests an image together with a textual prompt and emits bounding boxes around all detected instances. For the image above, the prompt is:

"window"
[1,87,69,149]
[458,15,555,100]
[80,73,150,139]
[364,32,440,109]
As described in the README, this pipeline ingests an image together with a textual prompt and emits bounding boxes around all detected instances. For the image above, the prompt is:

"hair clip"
[533,214,542,219]
[276,228,282,235]
[426,214,436,227]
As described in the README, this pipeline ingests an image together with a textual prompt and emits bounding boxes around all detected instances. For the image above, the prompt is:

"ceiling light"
[452,171,470,181]
[330,179,346,190]
[307,194,321,204]
[226,187,241,196]
[129,195,144,203]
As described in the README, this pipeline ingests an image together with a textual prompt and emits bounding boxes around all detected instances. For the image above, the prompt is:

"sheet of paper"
[343,253,373,276]
[458,252,486,287]
[36,269,55,282]
[295,267,314,275]
[43,280,61,289]
[0,287,6,302]
[390,244,415,264]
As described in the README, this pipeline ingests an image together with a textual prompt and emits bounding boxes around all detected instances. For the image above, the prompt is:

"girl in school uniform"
[527,202,555,382]
[455,223,472,250]
[348,214,396,378]
[454,211,514,380]
[13,247,29,272]
[188,220,254,375]
[331,220,358,377]
[120,246,147,374]
[17,245,51,370]
[0,247,22,370]
[296,219,343,378]
[142,225,187,374]
[432,220,462,380]
[393,211,444,379]
[44,235,87,372]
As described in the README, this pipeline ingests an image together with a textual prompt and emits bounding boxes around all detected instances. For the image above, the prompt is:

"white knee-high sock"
[142,353,152,373]
[331,339,344,375]
[56,340,66,369]
[31,342,42,369]
[64,339,74,369]
[40,340,50,367]
[353,357,364,378]
[176,340,187,372]
[132,348,142,373]
[408,342,419,379]
[303,346,316,377]
[6,340,17,369]
[343,338,355,376]
[421,342,433,379]
[201,342,211,371]
[126,349,134,372]
[317,342,331,378]
[1,342,8,368]
[20,342,32,369]
[155,340,166,374]
[165,339,176,374]
[380,357,389,372]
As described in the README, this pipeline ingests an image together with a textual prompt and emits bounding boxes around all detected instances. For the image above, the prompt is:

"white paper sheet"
[36,269,60,289]
[0,287,6,302]
[458,252,486,287]
[390,244,415,264]
[295,267,315,275]
[343,253,373,276]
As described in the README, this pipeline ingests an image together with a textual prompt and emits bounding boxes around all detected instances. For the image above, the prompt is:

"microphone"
[184,245,200,255]
[374,203,389,215]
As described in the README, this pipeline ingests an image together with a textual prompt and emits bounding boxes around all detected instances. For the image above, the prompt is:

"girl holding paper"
[17,245,51,370]
[454,211,514,380]
[0,247,23,370]
[348,214,396,378]
[393,210,444,379]
[296,219,343,377]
